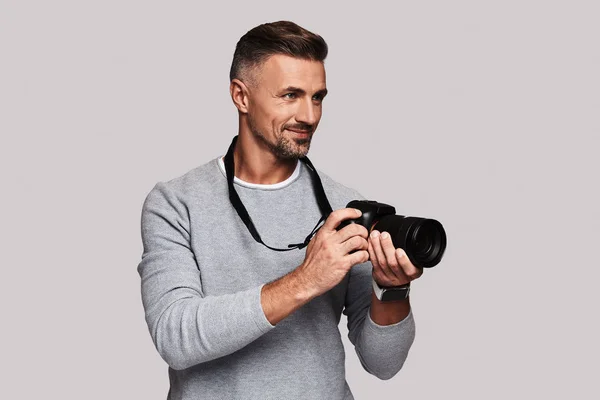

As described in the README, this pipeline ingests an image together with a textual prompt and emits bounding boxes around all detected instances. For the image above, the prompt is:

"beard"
[247,113,312,160]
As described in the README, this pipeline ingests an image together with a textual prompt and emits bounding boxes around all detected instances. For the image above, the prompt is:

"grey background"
[1,0,598,399]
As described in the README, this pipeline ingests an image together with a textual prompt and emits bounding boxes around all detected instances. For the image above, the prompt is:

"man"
[138,20,422,399]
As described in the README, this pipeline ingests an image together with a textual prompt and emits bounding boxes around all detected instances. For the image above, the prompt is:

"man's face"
[244,54,327,160]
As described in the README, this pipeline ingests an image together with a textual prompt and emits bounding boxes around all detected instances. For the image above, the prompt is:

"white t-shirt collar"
[217,156,301,190]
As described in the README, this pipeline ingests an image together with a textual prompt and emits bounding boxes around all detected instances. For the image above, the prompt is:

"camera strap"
[224,135,333,252]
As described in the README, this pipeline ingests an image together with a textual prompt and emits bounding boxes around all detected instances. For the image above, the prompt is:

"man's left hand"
[367,230,423,286]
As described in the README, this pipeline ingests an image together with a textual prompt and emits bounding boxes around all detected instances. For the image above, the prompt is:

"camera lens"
[373,215,446,268]
[414,229,432,254]
[408,219,445,267]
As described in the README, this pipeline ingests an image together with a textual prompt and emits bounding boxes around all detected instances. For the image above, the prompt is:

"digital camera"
[338,200,447,268]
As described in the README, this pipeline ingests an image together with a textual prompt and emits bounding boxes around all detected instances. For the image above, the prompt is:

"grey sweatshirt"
[137,155,416,400]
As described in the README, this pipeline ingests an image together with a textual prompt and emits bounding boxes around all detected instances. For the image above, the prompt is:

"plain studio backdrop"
[1,1,598,399]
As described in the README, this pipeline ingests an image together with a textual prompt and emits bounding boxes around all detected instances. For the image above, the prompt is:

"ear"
[230,79,250,114]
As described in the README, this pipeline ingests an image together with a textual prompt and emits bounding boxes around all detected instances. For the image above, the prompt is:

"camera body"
[338,200,447,269]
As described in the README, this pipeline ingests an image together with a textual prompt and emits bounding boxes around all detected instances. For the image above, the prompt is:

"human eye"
[283,92,297,99]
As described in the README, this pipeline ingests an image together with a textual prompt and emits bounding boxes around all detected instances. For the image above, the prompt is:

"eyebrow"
[282,86,328,97]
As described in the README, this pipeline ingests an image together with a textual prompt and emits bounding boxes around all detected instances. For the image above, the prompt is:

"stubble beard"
[247,113,312,160]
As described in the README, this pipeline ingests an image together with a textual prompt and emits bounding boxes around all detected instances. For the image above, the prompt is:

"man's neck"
[232,134,298,185]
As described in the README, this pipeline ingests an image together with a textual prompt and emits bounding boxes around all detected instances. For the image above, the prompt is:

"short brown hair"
[229,21,328,85]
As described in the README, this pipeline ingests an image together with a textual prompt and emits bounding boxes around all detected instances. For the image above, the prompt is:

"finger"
[367,239,378,268]
[322,208,362,232]
[379,231,409,281]
[369,231,396,281]
[396,248,423,281]
[368,240,388,283]
[336,222,369,243]
[346,249,369,267]
[342,236,368,255]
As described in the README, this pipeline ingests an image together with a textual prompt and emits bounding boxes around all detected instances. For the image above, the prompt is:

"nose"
[296,97,318,126]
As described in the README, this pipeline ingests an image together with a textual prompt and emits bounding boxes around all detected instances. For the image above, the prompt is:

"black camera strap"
[224,135,333,252]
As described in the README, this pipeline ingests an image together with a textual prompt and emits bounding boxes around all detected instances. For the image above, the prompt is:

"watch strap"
[372,278,411,302]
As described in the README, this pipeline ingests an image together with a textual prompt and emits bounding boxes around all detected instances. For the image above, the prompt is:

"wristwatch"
[372,278,411,302]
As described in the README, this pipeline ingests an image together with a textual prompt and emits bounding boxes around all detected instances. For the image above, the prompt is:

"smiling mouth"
[286,128,312,134]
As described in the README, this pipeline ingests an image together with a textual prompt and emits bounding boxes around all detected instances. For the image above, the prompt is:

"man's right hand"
[295,208,370,298]
[261,208,370,325]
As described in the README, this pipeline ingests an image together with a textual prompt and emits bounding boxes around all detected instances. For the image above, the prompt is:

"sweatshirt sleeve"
[137,182,275,370]
[343,261,416,380]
